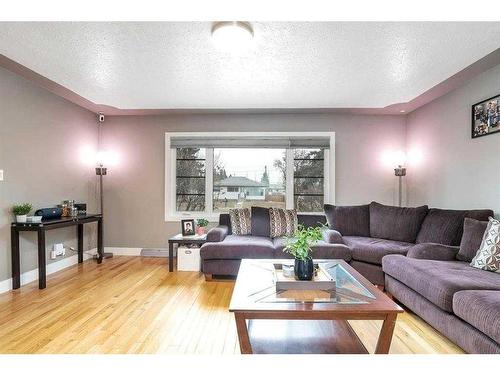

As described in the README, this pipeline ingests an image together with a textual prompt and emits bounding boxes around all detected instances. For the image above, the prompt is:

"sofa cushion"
[382,255,500,312]
[200,235,274,260]
[324,204,370,237]
[369,202,428,243]
[297,214,327,228]
[416,208,493,246]
[458,218,488,262]
[343,236,413,265]
[453,290,500,344]
[219,214,232,234]
[251,206,270,237]
[272,237,351,261]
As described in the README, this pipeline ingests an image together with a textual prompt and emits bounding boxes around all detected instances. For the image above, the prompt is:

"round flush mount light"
[211,21,254,50]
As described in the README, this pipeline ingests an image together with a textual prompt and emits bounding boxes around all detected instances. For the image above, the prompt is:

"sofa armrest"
[206,225,229,243]
[407,243,459,261]
[322,228,344,245]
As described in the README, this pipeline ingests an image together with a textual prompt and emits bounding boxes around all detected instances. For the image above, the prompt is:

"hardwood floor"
[0,256,464,354]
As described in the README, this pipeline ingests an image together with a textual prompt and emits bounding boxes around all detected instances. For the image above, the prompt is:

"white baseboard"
[103,247,143,256]
[0,252,92,294]
[0,247,142,294]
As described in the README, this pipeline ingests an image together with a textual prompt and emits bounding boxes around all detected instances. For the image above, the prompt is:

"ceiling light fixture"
[211,21,253,50]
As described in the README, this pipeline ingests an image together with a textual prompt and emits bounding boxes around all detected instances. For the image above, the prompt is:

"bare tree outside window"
[293,148,324,212]
[175,148,206,211]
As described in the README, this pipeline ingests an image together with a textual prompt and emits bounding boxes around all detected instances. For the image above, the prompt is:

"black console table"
[11,214,103,290]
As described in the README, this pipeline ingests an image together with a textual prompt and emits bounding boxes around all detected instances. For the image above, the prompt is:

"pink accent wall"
[406,63,500,216]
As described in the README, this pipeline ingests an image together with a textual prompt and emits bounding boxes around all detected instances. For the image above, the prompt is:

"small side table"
[168,234,207,272]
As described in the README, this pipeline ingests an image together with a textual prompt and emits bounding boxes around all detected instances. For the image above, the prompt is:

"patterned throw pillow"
[470,217,500,273]
[269,208,298,238]
[229,208,251,236]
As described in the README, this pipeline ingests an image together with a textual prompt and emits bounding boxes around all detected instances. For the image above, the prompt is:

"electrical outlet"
[54,243,64,256]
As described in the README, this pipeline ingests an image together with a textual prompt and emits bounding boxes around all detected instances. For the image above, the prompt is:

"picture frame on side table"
[472,94,500,138]
[181,219,196,236]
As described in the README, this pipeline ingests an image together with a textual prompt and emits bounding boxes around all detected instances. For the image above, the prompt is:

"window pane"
[294,148,324,212]
[176,148,205,159]
[213,148,286,212]
[176,148,206,212]
[176,160,205,177]
[293,148,324,159]
[294,195,324,213]
[176,178,205,195]
[294,177,324,195]
[176,195,205,211]
[293,159,324,177]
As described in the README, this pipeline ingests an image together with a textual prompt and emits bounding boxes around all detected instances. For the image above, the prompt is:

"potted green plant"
[196,218,209,235]
[12,203,33,223]
[284,225,323,280]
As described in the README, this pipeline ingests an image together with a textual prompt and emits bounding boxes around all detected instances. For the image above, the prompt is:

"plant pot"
[294,257,314,281]
[16,215,27,223]
[196,226,206,236]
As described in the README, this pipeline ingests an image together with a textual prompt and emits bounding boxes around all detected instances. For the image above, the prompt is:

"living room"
[0,1,499,373]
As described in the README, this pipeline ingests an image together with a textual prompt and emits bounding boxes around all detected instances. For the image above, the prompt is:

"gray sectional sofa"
[200,202,500,353]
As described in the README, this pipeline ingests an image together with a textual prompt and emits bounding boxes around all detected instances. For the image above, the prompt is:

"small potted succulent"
[12,203,33,223]
[284,225,323,280]
[196,218,209,235]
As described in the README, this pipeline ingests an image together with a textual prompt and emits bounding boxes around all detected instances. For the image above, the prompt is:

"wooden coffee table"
[229,259,403,354]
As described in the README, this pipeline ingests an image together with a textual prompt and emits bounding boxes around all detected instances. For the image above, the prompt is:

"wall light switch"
[0,169,3,181]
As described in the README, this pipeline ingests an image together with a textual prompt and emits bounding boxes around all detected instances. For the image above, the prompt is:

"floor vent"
[140,248,169,258]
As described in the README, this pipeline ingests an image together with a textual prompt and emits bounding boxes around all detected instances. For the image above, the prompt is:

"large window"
[166,133,334,220]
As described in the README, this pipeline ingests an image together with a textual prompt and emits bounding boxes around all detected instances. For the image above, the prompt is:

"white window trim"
[165,132,335,222]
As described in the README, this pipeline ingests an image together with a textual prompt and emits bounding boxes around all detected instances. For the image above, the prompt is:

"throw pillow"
[251,206,270,237]
[269,208,298,238]
[458,218,489,262]
[369,202,428,243]
[470,217,500,273]
[229,208,251,236]
[324,204,370,237]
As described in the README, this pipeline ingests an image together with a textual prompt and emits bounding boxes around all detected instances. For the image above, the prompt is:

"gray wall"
[406,63,500,216]
[0,66,98,283]
[101,113,406,248]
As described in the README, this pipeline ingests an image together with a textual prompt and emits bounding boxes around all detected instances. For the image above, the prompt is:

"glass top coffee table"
[229,259,403,354]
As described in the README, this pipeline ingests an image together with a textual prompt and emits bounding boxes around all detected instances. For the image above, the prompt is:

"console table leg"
[235,313,253,354]
[168,242,174,272]
[11,227,20,289]
[375,313,397,354]
[77,224,84,263]
[37,229,46,289]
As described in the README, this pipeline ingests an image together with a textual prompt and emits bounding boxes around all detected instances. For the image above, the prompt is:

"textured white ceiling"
[0,22,500,109]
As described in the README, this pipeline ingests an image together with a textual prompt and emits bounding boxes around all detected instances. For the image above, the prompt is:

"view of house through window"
[174,145,326,213]
[213,148,286,211]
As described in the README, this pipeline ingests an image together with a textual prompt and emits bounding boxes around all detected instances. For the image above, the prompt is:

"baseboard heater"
[140,248,169,258]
